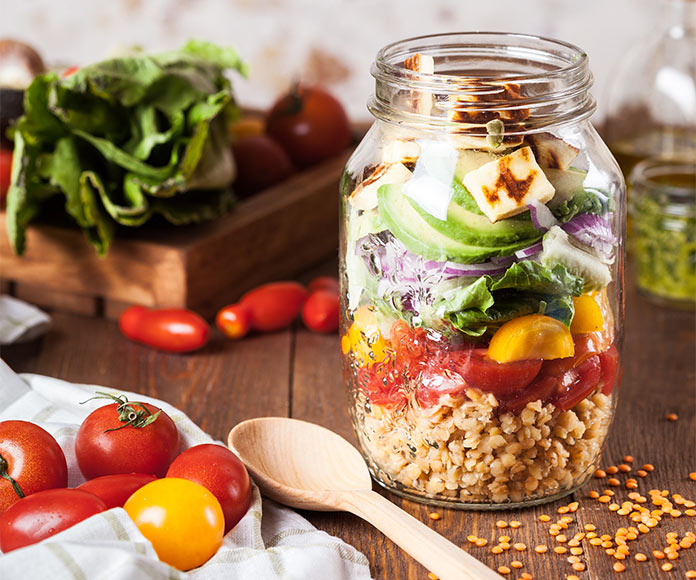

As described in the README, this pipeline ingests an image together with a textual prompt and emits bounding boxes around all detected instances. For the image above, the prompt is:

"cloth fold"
[0,295,51,345]
[0,360,372,580]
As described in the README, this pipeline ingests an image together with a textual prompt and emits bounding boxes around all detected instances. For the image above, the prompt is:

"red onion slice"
[527,199,559,231]
[514,242,543,259]
[443,261,510,277]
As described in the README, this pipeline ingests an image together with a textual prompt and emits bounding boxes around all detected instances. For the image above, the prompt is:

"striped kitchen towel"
[0,360,372,580]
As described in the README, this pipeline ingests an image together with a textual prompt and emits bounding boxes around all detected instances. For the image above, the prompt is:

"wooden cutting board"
[0,151,350,319]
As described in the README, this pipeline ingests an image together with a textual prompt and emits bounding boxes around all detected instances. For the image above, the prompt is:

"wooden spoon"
[228,417,503,580]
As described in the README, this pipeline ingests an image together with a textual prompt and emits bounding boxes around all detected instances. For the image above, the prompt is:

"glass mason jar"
[339,33,626,509]
[629,158,695,309]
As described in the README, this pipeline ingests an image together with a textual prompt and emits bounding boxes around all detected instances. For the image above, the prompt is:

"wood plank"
[182,153,343,315]
[1,313,293,442]
[14,282,100,316]
[291,328,353,442]
[103,299,133,321]
[0,151,348,317]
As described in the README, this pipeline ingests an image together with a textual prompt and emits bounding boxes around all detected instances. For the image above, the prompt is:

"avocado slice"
[546,167,587,208]
[378,184,541,264]
[409,180,541,246]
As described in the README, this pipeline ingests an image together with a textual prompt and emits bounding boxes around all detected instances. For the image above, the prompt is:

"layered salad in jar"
[340,56,622,507]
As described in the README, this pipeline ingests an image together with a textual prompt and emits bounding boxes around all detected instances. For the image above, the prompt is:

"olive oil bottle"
[604,0,696,179]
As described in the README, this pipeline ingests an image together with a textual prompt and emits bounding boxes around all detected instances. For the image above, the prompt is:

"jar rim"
[630,157,696,199]
[373,31,590,87]
[368,31,596,133]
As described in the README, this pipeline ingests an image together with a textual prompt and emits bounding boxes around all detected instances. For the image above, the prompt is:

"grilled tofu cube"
[403,53,434,116]
[349,162,413,211]
[462,146,555,223]
[526,132,579,170]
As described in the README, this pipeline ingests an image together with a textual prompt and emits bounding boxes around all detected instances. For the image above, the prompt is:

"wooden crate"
[0,151,349,319]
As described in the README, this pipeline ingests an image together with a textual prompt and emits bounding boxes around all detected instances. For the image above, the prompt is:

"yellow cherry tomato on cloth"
[124,478,224,571]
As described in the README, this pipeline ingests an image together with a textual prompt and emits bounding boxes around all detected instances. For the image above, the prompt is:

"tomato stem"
[0,453,25,499]
[81,392,162,431]
[284,81,304,115]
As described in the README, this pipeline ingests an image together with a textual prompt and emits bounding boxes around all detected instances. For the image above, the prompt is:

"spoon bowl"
[229,417,371,510]
[229,417,503,580]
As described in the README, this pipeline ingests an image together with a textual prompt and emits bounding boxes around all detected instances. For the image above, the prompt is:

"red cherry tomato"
[119,306,209,352]
[231,134,294,198]
[598,345,621,395]
[0,149,12,203]
[166,444,251,534]
[0,421,68,515]
[307,276,339,294]
[240,281,308,332]
[0,488,106,552]
[552,355,602,411]
[75,393,180,479]
[302,290,339,333]
[266,85,351,168]
[118,305,147,338]
[449,349,543,395]
[77,473,157,509]
[216,303,252,340]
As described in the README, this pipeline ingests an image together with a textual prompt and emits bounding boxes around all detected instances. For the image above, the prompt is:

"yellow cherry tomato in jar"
[124,478,224,571]
[570,293,604,334]
[341,306,388,367]
[488,314,574,363]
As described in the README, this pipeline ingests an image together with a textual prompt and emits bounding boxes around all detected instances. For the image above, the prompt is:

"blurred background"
[1,0,654,124]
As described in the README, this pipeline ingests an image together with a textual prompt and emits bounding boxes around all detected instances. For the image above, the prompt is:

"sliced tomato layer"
[351,320,620,412]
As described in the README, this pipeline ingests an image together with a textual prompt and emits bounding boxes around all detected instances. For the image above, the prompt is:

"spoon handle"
[340,490,503,580]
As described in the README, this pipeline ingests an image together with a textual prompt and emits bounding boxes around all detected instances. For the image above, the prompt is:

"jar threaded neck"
[369,32,596,135]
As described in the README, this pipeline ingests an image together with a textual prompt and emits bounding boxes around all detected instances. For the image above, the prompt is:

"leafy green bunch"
[7,40,247,256]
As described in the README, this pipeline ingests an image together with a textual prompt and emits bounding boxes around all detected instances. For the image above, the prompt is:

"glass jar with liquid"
[604,0,696,176]
[629,158,696,309]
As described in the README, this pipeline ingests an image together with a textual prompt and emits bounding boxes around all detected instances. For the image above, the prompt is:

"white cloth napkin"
[0,296,51,345]
[0,360,372,580]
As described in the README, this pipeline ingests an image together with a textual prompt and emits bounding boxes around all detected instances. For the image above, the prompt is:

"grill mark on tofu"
[404,53,428,72]
[448,82,531,126]
[483,151,536,205]
[361,164,388,186]
[495,162,536,203]
[528,141,562,169]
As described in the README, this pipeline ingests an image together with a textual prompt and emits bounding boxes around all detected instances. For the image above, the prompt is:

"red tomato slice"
[497,375,558,414]
[355,364,400,406]
[598,345,620,395]
[449,349,542,395]
[415,363,466,407]
[552,355,602,411]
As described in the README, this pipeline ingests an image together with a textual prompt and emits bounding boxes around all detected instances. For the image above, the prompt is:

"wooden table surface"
[2,260,695,580]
